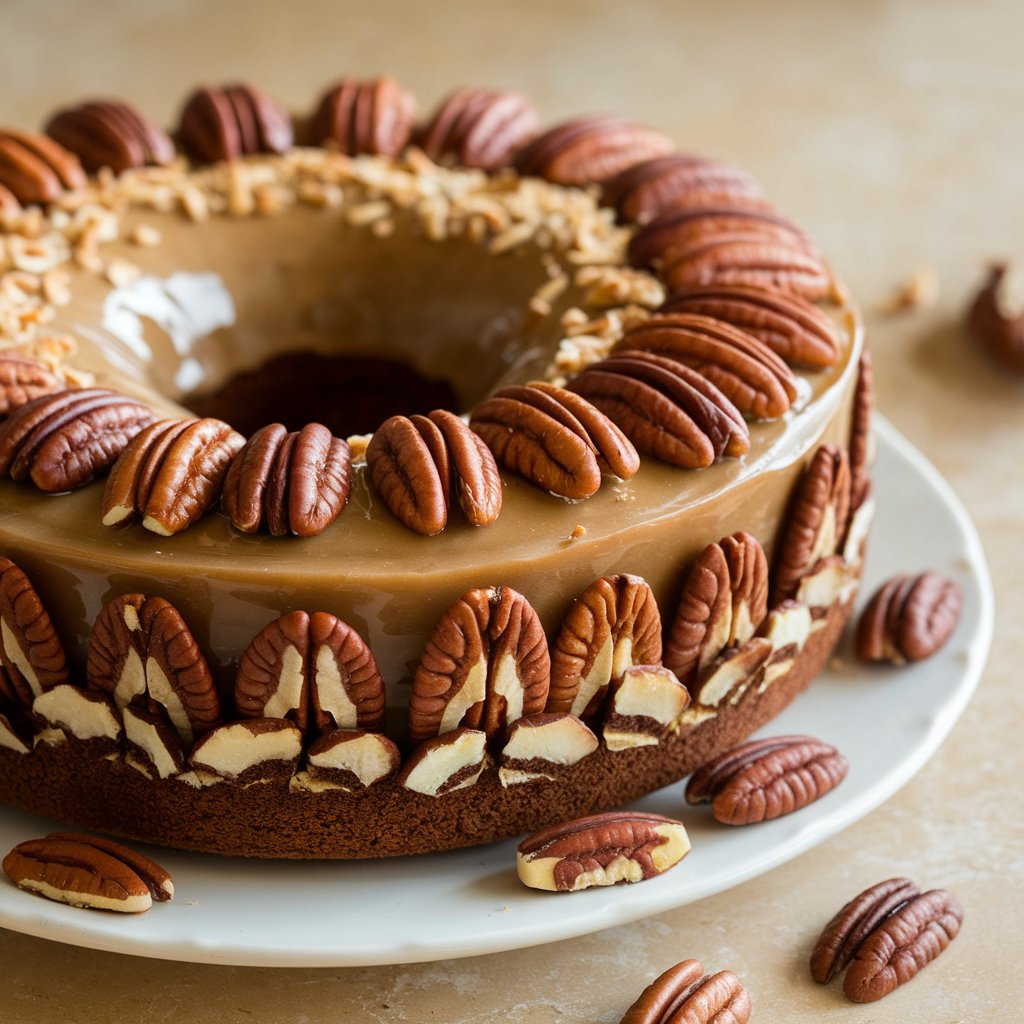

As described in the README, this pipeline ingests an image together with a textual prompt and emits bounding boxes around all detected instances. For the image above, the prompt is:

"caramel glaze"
[0,198,862,737]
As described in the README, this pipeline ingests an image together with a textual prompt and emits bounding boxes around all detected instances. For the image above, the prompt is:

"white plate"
[0,418,993,967]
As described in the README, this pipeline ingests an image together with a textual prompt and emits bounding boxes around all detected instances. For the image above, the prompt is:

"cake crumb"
[878,264,939,314]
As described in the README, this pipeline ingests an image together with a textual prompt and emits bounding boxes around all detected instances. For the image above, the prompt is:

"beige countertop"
[1,0,1021,1019]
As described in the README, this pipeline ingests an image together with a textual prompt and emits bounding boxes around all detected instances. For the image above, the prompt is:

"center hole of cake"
[185,352,460,437]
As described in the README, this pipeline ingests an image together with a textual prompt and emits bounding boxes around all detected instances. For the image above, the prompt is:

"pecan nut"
[685,734,848,824]
[0,556,68,707]
[418,86,539,171]
[665,532,769,692]
[855,572,962,665]
[848,347,874,512]
[0,128,86,206]
[0,355,64,419]
[102,416,244,535]
[45,99,175,174]
[602,665,690,751]
[619,959,752,1024]
[46,832,173,903]
[547,574,662,719]
[177,83,293,164]
[122,703,186,779]
[409,586,550,744]
[221,422,352,537]
[967,262,1024,373]
[498,713,599,786]
[0,388,156,492]
[516,810,690,892]
[397,727,489,796]
[190,718,303,783]
[309,76,416,157]
[305,728,401,789]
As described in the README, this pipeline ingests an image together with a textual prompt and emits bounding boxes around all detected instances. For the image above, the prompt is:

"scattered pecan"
[0,388,156,492]
[856,572,962,665]
[309,76,416,157]
[45,99,175,174]
[235,609,385,735]
[516,115,674,187]
[660,284,841,369]
[0,128,86,206]
[409,586,550,745]
[86,592,221,744]
[616,312,798,419]
[604,153,761,225]
[771,444,851,605]
[516,810,690,891]
[470,381,637,500]
[177,83,293,163]
[418,86,539,171]
[221,422,352,537]
[0,556,68,707]
[102,416,244,535]
[0,356,64,419]
[547,574,662,719]
[665,532,768,692]
[685,734,848,824]
[367,410,501,534]
[848,346,873,511]
[566,350,749,469]
[967,262,1024,372]
[619,959,752,1024]
[2,834,170,913]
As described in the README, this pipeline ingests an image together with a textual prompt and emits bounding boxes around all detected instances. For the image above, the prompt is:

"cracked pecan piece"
[0,128,86,206]
[660,284,841,369]
[235,610,385,736]
[0,556,68,707]
[967,262,1024,372]
[566,350,749,469]
[177,83,293,164]
[617,312,798,419]
[409,585,550,745]
[418,86,539,172]
[367,410,501,534]
[309,76,416,157]
[547,574,662,719]
[516,115,674,187]
[45,99,175,174]
[0,356,64,419]
[855,572,962,665]
[0,388,156,492]
[665,532,768,692]
[685,734,848,824]
[86,592,221,745]
[516,810,690,892]
[602,665,690,751]
[102,416,244,535]
[771,444,851,604]
[619,959,752,1024]
[221,422,352,537]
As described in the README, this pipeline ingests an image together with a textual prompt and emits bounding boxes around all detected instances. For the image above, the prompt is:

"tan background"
[2,0,1022,1019]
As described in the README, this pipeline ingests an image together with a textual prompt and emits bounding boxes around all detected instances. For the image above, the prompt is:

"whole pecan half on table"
[618,958,752,1024]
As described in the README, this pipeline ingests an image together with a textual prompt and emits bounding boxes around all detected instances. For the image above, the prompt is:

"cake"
[0,80,872,858]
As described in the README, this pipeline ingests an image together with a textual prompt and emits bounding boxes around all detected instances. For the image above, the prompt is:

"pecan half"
[617,312,798,419]
[660,284,841,369]
[0,128,86,206]
[685,734,848,824]
[235,610,385,736]
[102,416,244,534]
[418,86,539,172]
[604,153,761,225]
[848,347,874,511]
[190,718,303,783]
[177,83,293,164]
[409,586,550,744]
[619,959,752,1024]
[856,572,962,665]
[0,356,64,419]
[45,99,175,174]
[810,877,920,984]
[0,388,156,492]
[46,832,173,903]
[844,889,964,1003]
[967,262,1024,373]
[691,636,772,708]
[397,727,489,796]
[602,665,690,751]
[86,593,221,745]
[2,835,166,913]
[309,76,416,157]
[221,422,352,537]
[305,728,401,789]
[566,350,749,469]
[516,810,690,892]
[771,444,851,605]
[548,574,662,719]
[665,532,769,692]
[498,713,599,786]
[0,556,68,707]
[122,703,186,779]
